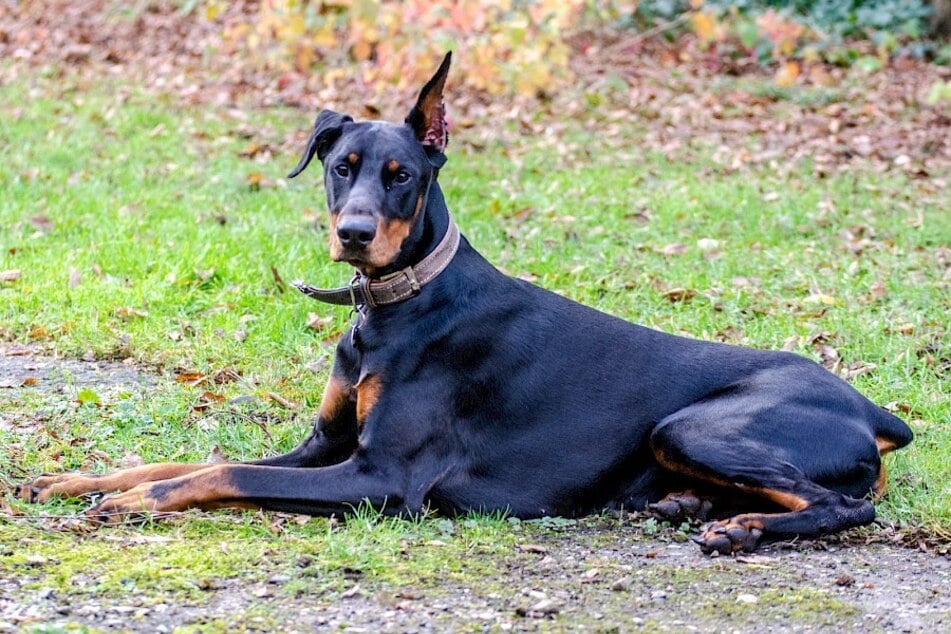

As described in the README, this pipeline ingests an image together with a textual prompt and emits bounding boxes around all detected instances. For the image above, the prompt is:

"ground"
[1,352,948,633]
[1,2,950,632]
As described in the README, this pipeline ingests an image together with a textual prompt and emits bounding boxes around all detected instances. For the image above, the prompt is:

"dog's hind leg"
[649,401,880,554]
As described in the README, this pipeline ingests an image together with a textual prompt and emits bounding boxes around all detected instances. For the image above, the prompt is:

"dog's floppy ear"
[287,110,353,179]
[405,52,451,165]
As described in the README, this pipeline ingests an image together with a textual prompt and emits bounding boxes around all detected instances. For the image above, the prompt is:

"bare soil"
[1,526,949,632]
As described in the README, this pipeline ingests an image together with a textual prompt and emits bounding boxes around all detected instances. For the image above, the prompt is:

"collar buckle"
[402,266,421,295]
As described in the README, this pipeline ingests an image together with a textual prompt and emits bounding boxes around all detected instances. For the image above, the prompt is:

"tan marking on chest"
[355,374,383,429]
[319,375,352,423]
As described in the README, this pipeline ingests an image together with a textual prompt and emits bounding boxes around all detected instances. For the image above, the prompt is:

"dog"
[16,53,912,555]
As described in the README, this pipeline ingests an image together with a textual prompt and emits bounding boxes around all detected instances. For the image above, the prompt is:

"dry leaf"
[114,306,148,319]
[307,313,333,331]
[0,269,21,282]
[663,288,697,303]
[660,243,687,257]
[175,372,206,385]
[120,451,146,468]
[517,544,549,554]
[774,61,800,87]
[207,445,230,464]
[804,293,838,306]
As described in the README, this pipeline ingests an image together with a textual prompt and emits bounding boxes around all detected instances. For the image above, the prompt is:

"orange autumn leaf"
[692,12,719,42]
[775,61,800,87]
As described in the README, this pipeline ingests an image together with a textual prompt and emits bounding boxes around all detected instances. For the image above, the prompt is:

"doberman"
[16,53,913,555]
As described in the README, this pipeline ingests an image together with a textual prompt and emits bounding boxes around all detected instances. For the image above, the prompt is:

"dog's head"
[288,53,452,276]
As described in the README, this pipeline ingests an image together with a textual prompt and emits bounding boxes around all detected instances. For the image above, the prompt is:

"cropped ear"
[405,52,451,158]
[287,110,353,179]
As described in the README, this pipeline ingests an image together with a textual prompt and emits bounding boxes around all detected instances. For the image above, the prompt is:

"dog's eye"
[334,164,350,178]
[394,170,411,184]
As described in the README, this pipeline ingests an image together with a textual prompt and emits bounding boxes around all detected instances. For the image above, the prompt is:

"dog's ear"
[405,52,451,164]
[287,110,353,179]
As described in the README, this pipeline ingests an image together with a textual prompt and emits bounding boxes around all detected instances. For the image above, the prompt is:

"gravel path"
[2,533,948,632]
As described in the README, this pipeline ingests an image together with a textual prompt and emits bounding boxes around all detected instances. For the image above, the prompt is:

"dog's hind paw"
[649,490,713,522]
[693,517,764,555]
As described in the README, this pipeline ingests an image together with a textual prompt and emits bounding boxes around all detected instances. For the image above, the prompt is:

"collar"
[292,218,460,309]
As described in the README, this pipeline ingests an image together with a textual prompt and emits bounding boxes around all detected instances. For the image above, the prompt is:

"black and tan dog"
[16,54,913,554]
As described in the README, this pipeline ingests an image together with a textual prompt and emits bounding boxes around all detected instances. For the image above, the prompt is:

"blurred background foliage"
[181,0,950,98]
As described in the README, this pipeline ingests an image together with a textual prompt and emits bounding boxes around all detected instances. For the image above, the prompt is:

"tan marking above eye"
[387,159,400,172]
[347,152,360,164]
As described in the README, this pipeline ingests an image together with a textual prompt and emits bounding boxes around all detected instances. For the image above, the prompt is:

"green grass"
[0,73,948,625]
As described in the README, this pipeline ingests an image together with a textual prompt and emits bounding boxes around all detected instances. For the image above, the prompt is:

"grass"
[0,72,948,628]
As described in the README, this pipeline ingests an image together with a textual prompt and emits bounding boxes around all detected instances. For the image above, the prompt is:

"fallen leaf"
[869,279,886,299]
[114,306,148,319]
[663,288,697,303]
[207,445,230,464]
[660,243,687,257]
[175,372,206,385]
[774,61,800,87]
[246,172,273,190]
[804,293,838,306]
[120,452,145,468]
[307,313,333,331]
[212,368,241,384]
[29,215,54,232]
[517,544,548,554]
[0,269,21,282]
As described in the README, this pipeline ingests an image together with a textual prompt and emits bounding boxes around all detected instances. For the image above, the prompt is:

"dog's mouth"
[328,214,416,276]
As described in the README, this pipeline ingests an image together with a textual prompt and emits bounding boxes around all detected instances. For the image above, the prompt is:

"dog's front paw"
[85,484,163,524]
[693,517,764,555]
[14,474,102,504]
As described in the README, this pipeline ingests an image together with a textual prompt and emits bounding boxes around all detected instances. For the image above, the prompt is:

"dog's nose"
[336,216,377,249]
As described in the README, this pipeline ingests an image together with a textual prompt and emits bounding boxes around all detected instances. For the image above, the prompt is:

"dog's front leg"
[15,463,216,504]
[86,459,408,521]
[254,344,361,468]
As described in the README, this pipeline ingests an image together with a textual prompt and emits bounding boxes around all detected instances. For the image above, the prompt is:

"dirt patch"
[1,529,948,632]
[0,345,151,394]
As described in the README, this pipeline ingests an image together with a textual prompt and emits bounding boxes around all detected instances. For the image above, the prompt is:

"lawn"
[0,72,948,630]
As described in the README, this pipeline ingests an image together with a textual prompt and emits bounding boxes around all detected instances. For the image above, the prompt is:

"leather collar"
[292,218,460,309]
